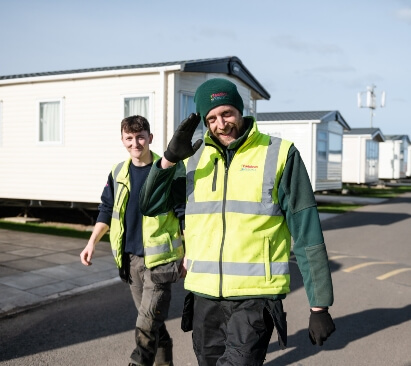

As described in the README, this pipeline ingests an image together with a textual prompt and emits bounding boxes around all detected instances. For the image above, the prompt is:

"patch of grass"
[316,183,411,213]
[343,184,411,198]
[316,203,362,214]
[0,220,109,242]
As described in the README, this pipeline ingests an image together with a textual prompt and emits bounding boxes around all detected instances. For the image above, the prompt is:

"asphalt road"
[1,194,410,366]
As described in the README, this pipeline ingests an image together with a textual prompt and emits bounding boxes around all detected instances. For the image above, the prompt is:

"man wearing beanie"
[140,78,335,365]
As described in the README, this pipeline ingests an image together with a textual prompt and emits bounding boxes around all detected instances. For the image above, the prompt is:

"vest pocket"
[212,158,218,191]
[264,236,270,282]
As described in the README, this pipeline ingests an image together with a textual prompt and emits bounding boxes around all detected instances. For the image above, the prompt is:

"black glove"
[181,292,194,332]
[164,113,203,163]
[308,308,335,346]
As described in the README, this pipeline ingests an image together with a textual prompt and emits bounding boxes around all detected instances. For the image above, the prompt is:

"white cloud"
[306,65,356,74]
[270,34,343,55]
[196,27,238,41]
[396,7,411,23]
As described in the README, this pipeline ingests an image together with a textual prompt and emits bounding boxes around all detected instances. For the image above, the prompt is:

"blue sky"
[1,0,411,138]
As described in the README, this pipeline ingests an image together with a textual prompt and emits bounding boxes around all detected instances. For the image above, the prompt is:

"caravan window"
[38,99,63,144]
[328,132,342,163]
[244,98,256,117]
[317,131,327,161]
[366,140,379,159]
[180,93,205,142]
[124,95,151,119]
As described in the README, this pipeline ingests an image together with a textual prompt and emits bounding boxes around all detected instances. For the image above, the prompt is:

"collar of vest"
[114,159,131,185]
[114,151,160,184]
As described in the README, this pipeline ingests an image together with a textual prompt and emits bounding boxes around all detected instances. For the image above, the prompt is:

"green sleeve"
[278,146,334,307]
[140,159,186,216]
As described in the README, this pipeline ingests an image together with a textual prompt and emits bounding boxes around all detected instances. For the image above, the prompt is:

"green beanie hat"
[194,78,244,124]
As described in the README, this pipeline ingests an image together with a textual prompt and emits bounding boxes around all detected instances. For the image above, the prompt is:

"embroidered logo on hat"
[210,92,229,102]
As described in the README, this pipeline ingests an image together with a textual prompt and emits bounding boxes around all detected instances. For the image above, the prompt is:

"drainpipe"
[309,121,315,191]
[157,65,181,152]
[158,69,166,152]
[358,136,362,184]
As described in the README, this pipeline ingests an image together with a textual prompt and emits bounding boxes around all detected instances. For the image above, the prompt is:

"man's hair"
[121,115,151,134]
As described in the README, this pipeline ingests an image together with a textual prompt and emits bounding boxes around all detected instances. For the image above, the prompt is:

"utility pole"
[357,85,386,127]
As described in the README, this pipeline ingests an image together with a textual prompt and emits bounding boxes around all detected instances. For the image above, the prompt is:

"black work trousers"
[192,295,284,366]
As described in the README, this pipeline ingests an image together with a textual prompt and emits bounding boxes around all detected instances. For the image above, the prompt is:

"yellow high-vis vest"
[110,154,183,269]
[183,122,293,298]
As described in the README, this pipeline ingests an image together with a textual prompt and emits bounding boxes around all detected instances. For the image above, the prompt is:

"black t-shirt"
[123,163,152,256]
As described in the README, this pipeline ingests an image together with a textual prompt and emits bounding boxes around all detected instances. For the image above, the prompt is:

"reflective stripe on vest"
[110,160,129,262]
[144,238,182,256]
[186,259,289,276]
[186,135,283,217]
[112,162,126,222]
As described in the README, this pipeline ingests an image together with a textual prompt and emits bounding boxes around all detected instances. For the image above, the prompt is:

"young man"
[80,115,184,366]
[140,79,336,365]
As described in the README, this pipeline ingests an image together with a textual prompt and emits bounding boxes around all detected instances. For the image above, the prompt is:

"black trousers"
[192,295,285,366]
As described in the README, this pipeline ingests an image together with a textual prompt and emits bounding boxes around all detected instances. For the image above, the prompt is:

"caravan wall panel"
[0,72,165,204]
[342,136,361,183]
[256,121,313,176]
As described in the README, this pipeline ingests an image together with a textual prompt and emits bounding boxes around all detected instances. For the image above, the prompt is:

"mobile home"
[342,128,385,184]
[378,135,411,180]
[257,111,350,192]
[0,57,269,208]
[407,145,411,177]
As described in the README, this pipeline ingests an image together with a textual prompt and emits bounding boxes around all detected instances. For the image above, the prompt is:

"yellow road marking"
[343,261,395,273]
[377,268,411,280]
[329,255,367,260]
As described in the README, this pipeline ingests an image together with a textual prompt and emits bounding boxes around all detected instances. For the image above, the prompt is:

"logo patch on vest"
[240,164,258,171]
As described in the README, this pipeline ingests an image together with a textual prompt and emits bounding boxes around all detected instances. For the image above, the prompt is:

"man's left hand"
[308,308,335,346]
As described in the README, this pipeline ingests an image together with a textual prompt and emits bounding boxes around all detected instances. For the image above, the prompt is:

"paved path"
[0,231,120,317]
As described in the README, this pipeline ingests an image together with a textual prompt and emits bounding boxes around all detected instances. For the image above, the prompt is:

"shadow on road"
[265,304,411,365]
[0,283,136,361]
[0,279,191,362]
[322,211,411,231]
[264,253,410,364]
[321,194,411,231]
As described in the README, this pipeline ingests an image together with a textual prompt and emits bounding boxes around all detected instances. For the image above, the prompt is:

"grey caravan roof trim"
[0,56,270,101]
[384,134,411,144]
[181,56,270,99]
[344,128,385,142]
[257,110,350,130]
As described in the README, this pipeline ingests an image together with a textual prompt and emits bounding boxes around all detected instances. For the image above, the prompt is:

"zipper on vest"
[212,158,218,192]
[219,164,229,297]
